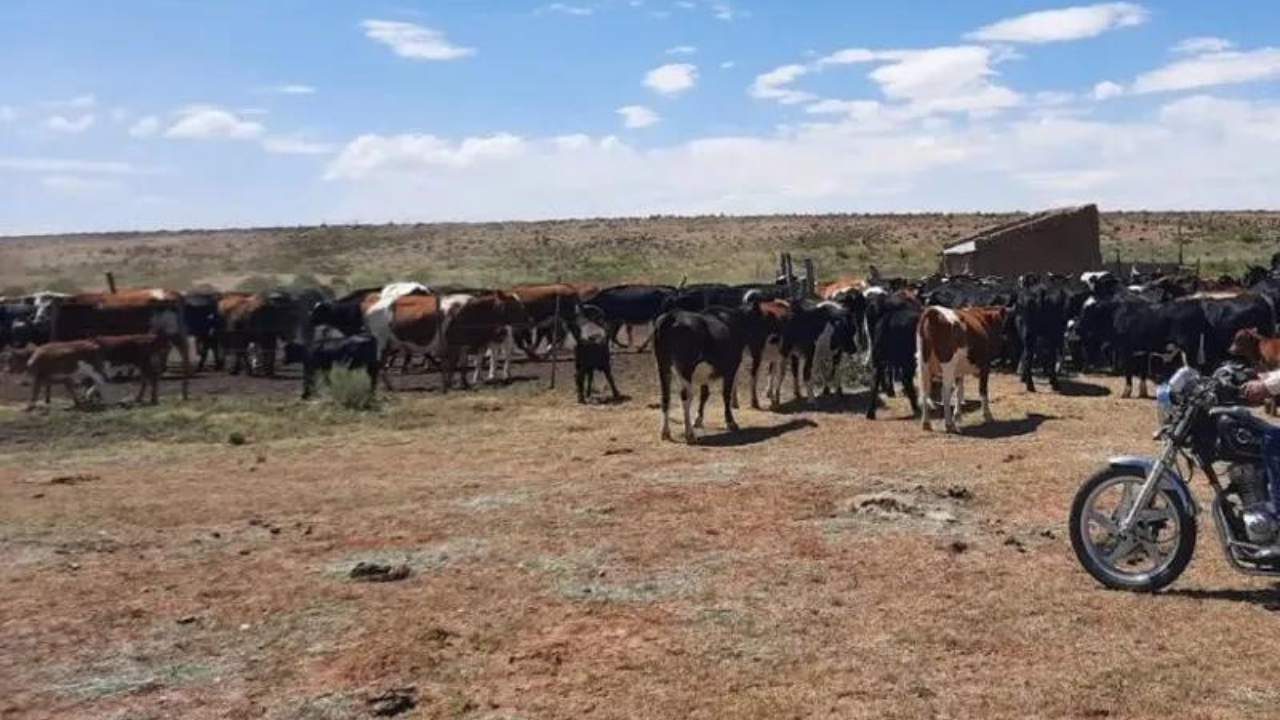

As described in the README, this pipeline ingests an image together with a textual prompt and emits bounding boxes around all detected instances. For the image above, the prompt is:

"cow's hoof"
[694,419,705,429]
[945,424,960,434]
[727,421,740,432]
[865,412,876,421]
[922,423,932,432]
[1121,390,1132,399]
[661,430,673,442]
[684,433,697,444]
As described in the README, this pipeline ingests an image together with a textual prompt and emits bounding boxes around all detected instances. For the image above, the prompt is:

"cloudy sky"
[3,0,1279,234]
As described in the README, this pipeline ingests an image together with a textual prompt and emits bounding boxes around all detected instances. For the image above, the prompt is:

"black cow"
[775,300,848,405]
[284,334,380,399]
[1074,296,1207,398]
[182,293,222,371]
[1198,293,1275,368]
[864,292,922,420]
[573,338,621,404]
[588,284,677,349]
[653,305,755,443]
[1013,275,1072,392]
[311,287,381,337]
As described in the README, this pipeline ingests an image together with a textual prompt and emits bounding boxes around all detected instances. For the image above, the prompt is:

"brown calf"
[16,340,108,410]
[442,291,529,390]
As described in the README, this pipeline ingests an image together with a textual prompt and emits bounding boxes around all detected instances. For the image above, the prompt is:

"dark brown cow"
[217,293,268,376]
[93,334,171,405]
[916,305,1008,433]
[441,291,529,391]
[42,289,190,399]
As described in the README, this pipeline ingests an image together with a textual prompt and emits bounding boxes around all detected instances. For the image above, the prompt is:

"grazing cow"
[916,305,1008,432]
[653,305,756,443]
[40,289,190,399]
[92,334,171,405]
[13,340,109,410]
[574,338,621,403]
[864,292,922,420]
[588,284,677,349]
[1013,275,1071,392]
[507,283,581,357]
[441,291,529,391]
[284,334,380,399]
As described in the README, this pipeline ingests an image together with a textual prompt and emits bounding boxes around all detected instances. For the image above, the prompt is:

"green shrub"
[234,275,279,293]
[325,366,377,411]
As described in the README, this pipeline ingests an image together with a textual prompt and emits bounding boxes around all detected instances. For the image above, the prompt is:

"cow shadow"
[960,412,1056,439]
[772,391,867,415]
[1162,586,1280,611]
[1053,379,1111,397]
[695,418,818,447]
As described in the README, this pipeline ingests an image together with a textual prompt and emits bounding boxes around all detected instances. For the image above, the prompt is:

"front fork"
[1117,441,1179,533]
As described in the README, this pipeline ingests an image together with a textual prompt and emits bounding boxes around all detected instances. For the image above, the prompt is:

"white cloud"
[720,60,736,70]
[1093,80,1125,100]
[1173,37,1233,55]
[260,84,317,95]
[164,105,264,140]
[41,174,123,196]
[361,19,475,61]
[643,63,698,96]
[0,106,15,123]
[1132,47,1280,94]
[616,105,660,129]
[325,133,526,179]
[711,2,738,21]
[51,94,96,110]
[867,46,1019,115]
[129,116,160,138]
[109,108,130,123]
[46,114,95,133]
[666,45,697,55]
[0,158,148,175]
[322,95,1280,221]
[750,64,815,104]
[541,3,593,15]
[967,3,1148,44]
[262,135,338,155]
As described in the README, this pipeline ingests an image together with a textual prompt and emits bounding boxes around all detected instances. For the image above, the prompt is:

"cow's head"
[1229,328,1264,361]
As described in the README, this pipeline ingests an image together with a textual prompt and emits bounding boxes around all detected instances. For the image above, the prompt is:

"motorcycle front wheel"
[1069,466,1196,592]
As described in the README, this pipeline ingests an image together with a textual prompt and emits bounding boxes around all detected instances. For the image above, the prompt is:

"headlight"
[1155,384,1174,425]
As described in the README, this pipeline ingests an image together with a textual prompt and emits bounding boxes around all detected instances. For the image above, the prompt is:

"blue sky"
[2,0,1279,234]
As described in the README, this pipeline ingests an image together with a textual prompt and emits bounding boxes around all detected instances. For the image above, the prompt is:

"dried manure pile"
[4,359,1280,720]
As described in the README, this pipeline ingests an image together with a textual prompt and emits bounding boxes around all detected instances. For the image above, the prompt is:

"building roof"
[942,240,975,255]
[941,204,1097,253]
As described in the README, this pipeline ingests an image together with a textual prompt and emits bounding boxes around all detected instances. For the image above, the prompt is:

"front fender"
[1107,455,1198,517]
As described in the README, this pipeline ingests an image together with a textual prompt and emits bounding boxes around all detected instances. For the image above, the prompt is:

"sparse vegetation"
[323,366,377,411]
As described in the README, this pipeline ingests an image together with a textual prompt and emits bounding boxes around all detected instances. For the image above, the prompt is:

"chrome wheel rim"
[1081,476,1183,583]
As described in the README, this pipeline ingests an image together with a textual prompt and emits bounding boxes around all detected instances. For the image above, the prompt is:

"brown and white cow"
[916,305,1008,432]
[441,291,529,390]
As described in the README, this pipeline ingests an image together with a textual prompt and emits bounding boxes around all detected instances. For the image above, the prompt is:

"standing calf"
[574,337,621,404]
[283,334,380,399]
[10,340,108,410]
[917,306,1007,433]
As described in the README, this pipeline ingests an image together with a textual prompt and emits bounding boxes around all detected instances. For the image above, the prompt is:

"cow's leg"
[748,350,762,410]
[802,349,817,401]
[883,367,897,397]
[64,378,79,407]
[576,369,587,403]
[953,376,966,430]
[27,377,43,410]
[723,375,739,431]
[903,366,921,418]
[501,332,514,381]
[658,361,673,441]
[135,369,147,404]
[694,383,710,428]
[1138,355,1150,399]
[636,323,657,353]
[1046,344,1061,391]
[1021,341,1036,392]
[680,377,695,443]
[865,363,881,420]
[942,367,959,433]
[979,369,994,423]
[1121,353,1134,399]
[790,354,803,402]
[604,366,621,400]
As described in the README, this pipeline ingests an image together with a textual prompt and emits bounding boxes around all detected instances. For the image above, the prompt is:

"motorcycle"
[1068,363,1280,592]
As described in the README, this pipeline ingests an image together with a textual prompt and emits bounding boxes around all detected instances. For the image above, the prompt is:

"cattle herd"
[6,253,1280,444]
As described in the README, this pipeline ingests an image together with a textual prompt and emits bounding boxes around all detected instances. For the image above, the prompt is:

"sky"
[2,0,1280,234]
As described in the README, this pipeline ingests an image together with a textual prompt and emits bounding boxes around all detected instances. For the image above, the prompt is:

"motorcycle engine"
[1229,464,1278,544]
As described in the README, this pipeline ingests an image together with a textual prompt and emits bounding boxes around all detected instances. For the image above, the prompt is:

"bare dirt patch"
[4,363,1280,719]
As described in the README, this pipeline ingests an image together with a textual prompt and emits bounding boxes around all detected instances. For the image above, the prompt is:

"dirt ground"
[4,353,1280,720]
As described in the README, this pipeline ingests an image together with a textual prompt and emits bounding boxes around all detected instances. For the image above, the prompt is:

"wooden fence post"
[105,272,117,294]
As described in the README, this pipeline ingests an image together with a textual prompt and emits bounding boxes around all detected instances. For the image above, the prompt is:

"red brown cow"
[41,289,190,398]
[13,340,108,410]
[441,291,529,391]
[916,305,1008,433]
[1230,328,1280,415]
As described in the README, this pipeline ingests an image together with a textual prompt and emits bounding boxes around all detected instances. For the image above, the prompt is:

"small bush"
[325,366,377,411]
[234,275,279,293]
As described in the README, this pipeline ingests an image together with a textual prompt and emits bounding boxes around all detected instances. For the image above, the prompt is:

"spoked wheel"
[1069,467,1196,592]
